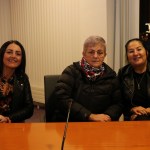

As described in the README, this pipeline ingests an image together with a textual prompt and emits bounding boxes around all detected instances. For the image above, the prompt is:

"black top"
[118,63,150,121]
[132,71,148,107]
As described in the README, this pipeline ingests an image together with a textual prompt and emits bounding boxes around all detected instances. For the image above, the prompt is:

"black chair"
[44,75,60,122]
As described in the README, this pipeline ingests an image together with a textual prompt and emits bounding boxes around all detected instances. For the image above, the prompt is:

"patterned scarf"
[80,57,105,81]
[0,76,14,114]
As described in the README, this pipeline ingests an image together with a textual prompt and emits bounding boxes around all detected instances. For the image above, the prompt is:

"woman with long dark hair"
[0,40,34,123]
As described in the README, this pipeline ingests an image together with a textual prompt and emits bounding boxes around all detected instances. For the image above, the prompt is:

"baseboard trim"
[33,101,45,109]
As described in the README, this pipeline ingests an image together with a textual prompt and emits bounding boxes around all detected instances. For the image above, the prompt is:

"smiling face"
[126,40,148,68]
[3,43,22,71]
[82,43,106,68]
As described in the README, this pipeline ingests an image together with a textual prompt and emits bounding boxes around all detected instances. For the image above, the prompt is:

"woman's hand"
[88,114,111,122]
[130,114,138,121]
[146,107,150,114]
[0,115,11,123]
[131,106,147,115]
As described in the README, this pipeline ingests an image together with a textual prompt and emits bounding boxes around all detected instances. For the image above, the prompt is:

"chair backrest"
[44,75,60,122]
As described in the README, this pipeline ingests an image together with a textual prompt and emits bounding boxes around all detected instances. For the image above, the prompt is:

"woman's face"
[82,43,106,68]
[127,41,148,68]
[3,43,22,70]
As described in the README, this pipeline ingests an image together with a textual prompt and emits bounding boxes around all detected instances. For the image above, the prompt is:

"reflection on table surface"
[1,121,150,150]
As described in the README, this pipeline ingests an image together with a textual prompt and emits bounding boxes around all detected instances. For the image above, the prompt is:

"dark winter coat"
[55,62,123,121]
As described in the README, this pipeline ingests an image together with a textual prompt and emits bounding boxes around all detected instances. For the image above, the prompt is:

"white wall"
[0,0,11,44]
[0,0,139,103]
[0,0,107,103]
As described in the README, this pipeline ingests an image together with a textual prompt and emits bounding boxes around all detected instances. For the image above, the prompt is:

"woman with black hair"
[0,40,34,123]
[118,38,150,121]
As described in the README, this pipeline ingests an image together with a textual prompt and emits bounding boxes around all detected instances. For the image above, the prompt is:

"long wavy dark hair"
[0,40,26,76]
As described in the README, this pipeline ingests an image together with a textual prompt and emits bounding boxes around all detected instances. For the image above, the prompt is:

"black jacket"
[118,63,150,120]
[55,62,123,121]
[7,74,34,122]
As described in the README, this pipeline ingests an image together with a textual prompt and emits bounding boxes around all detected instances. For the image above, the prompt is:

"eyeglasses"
[87,50,105,57]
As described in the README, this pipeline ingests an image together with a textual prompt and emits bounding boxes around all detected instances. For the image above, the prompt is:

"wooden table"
[0,121,150,150]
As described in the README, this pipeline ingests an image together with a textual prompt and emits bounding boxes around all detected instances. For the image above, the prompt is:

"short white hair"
[83,35,106,52]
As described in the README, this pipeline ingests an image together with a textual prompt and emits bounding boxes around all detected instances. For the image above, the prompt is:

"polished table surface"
[0,121,150,150]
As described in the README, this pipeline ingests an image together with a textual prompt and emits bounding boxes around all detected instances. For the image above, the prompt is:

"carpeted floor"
[25,104,45,123]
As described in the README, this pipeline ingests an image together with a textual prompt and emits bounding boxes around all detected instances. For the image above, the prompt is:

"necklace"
[135,73,145,90]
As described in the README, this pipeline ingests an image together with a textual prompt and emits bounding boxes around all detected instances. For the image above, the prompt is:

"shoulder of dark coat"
[62,61,82,77]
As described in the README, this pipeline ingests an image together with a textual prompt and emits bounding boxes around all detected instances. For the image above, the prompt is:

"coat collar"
[123,62,150,77]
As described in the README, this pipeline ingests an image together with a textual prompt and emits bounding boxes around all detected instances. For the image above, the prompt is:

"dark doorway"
[140,0,150,55]
[140,0,150,35]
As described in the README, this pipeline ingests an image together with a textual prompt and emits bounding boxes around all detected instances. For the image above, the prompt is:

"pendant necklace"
[135,73,145,90]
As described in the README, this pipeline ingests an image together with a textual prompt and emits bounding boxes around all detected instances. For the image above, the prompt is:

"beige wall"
[0,0,107,103]
[0,0,11,43]
[0,0,139,103]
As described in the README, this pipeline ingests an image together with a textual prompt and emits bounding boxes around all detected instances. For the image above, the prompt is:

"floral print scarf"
[80,57,105,81]
[0,76,13,114]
